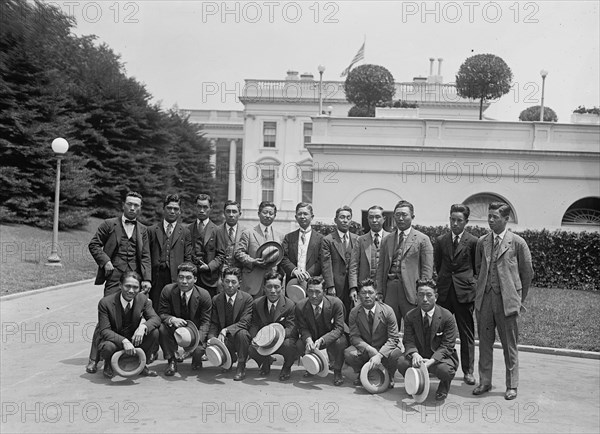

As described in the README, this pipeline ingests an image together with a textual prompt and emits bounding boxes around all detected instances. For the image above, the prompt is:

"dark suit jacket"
[190,220,226,288]
[158,283,212,343]
[208,290,254,338]
[148,220,192,283]
[348,301,399,358]
[321,231,359,295]
[216,223,247,270]
[475,231,534,317]
[89,217,151,284]
[295,296,345,347]
[349,230,389,289]
[376,228,433,304]
[434,231,478,304]
[97,292,161,347]
[403,304,459,368]
[280,228,323,284]
[249,295,297,340]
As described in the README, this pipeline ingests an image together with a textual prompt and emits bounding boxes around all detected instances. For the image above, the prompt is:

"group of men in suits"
[85,192,533,402]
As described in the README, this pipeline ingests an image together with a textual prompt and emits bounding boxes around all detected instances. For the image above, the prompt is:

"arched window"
[463,193,517,223]
[562,197,600,226]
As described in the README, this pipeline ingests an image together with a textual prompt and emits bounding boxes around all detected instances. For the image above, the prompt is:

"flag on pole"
[340,41,365,77]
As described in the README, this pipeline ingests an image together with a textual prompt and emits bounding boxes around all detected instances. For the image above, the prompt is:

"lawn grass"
[1,221,599,352]
[0,218,101,295]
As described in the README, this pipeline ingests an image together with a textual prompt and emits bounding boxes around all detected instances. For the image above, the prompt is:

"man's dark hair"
[394,200,414,216]
[223,200,241,212]
[164,193,181,208]
[263,270,284,285]
[488,202,511,218]
[416,278,438,293]
[120,271,142,284]
[124,191,143,202]
[335,205,353,219]
[195,193,212,205]
[259,201,277,214]
[367,205,384,213]
[295,202,313,214]
[177,262,197,277]
[222,266,241,280]
[306,276,324,287]
[450,203,470,220]
[358,278,376,291]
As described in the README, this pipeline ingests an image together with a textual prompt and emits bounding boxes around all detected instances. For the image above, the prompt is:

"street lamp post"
[540,69,548,121]
[46,138,69,267]
[318,65,325,115]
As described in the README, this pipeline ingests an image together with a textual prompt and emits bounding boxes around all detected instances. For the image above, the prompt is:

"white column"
[228,139,237,200]
[209,138,217,178]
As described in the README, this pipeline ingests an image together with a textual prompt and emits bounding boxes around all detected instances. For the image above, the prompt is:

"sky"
[60,0,600,122]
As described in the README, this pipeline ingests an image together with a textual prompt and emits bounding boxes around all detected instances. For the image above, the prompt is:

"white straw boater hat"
[404,364,430,403]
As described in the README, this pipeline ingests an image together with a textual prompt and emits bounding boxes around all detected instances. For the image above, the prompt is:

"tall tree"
[455,54,513,120]
[344,64,395,117]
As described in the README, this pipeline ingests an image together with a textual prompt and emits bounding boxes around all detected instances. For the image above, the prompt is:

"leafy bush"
[344,64,395,116]
[573,106,600,115]
[519,105,558,122]
[348,105,375,117]
[313,221,365,237]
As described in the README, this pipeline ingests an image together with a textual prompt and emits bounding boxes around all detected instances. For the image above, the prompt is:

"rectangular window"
[263,122,276,148]
[303,122,312,146]
[261,168,275,202]
[301,169,313,203]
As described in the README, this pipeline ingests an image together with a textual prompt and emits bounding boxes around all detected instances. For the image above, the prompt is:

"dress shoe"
[192,361,203,371]
[278,366,291,381]
[164,360,177,377]
[233,363,246,381]
[505,388,518,400]
[353,376,362,386]
[303,371,314,378]
[436,391,448,401]
[86,359,98,374]
[333,370,344,386]
[148,352,158,364]
[103,363,114,379]
[259,362,271,376]
[436,381,449,400]
[140,366,158,377]
[464,373,476,385]
[472,384,492,395]
[389,379,395,389]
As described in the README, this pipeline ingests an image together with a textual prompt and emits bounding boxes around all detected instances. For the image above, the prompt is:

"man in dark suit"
[158,262,212,376]
[235,201,284,296]
[87,191,152,374]
[321,206,359,319]
[216,200,247,271]
[280,202,323,286]
[248,271,298,381]
[208,267,254,381]
[345,279,403,387]
[148,194,192,312]
[397,279,459,401]
[434,203,478,385]
[190,193,225,298]
[97,271,161,379]
[376,200,434,329]
[295,276,348,386]
[349,205,389,304]
[473,202,533,401]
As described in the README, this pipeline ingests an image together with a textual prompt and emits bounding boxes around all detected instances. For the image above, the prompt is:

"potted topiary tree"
[344,64,395,117]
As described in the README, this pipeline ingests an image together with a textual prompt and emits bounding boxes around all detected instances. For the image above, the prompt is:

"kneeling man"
[208,267,253,381]
[249,271,298,381]
[158,262,212,376]
[345,278,403,387]
[98,271,160,378]
[397,279,459,401]
[295,276,348,386]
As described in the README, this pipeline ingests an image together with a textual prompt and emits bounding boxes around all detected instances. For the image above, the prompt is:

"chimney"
[300,72,314,80]
[429,58,435,76]
[286,70,299,81]
[437,58,443,77]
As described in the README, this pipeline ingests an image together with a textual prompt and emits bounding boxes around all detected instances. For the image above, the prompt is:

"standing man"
[397,279,459,401]
[349,205,389,305]
[190,193,225,298]
[376,200,433,330]
[86,191,152,374]
[158,262,212,376]
[248,271,298,381]
[97,271,160,379]
[208,267,254,381]
[434,203,478,385]
[345,279,403,388]
[280,202,323,286]
[473,202,533,401]
[235,201,284,295]
[148,194,192,312]
[321,206,359,319]
[295,276,348,386]
[216,200,247,271]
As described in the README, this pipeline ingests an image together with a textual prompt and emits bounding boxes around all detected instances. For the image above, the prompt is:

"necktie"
[124,219,136,225]
[269,303,276,320]
[493,236,501,260]
[228,226,235,243]
[166,223,173,238]
[373,233,380,249]
[300,230,306,244]
[225,297,234,326]
[124,302,131,314]
[343,234,348,250]
[452,235,459,254]
[368,310,374,330]
[314,306,322,319]
[264,227,270,241]
[181,294,188,317]
[423,314,431,341]
[397,231,405,253]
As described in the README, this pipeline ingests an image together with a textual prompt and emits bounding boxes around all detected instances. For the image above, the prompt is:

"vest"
[113,227,138,272]
[314,308,328,339]
[121,303,136,338]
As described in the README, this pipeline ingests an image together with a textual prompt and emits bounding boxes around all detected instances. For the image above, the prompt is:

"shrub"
[348,105,375,117]
[573,106,600,115]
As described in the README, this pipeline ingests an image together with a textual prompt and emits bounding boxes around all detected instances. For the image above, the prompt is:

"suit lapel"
[189,287,200,319]
[170,221,182,247]
[372,303,382,336]
[401,231,417,258]
[259,297,269,324]
[135,222,144,257]
[290,230,300,263]
[484,233,493,265]
[332,232,346,262]
[357,307,370,338]
[253,225,263,245]
[217,293,226,328]
[323,297,332,328]
[497,231,512,259]
[114,295,123,332]
[364,234,373,268]
[306,230,319,264]
[233,292,243,321]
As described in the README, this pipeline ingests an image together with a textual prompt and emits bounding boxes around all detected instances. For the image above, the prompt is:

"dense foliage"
[344,64,395,117]
[0,0,214,228]
[519,105,558,122]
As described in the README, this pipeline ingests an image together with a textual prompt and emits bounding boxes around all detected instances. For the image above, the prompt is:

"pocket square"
[435,332,443,336]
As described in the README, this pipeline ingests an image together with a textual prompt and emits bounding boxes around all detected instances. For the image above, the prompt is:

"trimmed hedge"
[312,223,600,291]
